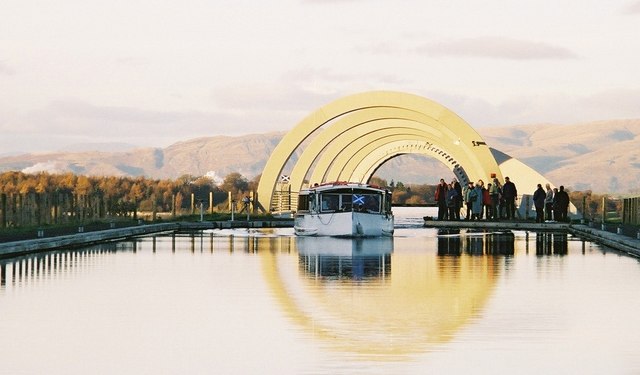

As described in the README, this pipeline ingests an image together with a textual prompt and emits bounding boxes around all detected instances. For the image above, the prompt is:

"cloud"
[0,99,296,153]
[211,84,335,112]
[0,60,16,75]
[419,37,578,60]
[623,1,640,13]
[302,0,363,3]
[434,88,640,127]
[22,161,71,174]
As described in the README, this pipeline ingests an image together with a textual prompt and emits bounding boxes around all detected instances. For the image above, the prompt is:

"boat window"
[297,194,310,211]
[308,193,317,212]
[340,194,352,211]
[351,193,381,213]
[320,194,339,212]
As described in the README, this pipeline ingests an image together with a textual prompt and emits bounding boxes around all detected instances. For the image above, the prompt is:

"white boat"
[294,182,394,237]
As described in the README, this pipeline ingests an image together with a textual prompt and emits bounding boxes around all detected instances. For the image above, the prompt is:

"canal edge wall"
[0,220,294,258]
[568,225,640,257]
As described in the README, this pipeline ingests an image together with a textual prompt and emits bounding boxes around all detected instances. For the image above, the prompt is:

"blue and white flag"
[352,195,365,205]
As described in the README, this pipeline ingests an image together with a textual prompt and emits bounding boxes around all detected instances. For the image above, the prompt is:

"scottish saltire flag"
[352,195,365,205]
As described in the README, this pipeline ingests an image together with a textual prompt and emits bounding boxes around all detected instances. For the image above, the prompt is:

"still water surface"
[1,208,640,374]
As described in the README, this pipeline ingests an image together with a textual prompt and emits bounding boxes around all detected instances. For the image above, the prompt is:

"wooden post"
[1,193,6,229]
[209,191,214,214]
[191,193,195,215]
[171,193,177,218]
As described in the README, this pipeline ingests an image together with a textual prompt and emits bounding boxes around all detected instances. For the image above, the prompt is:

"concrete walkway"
[0,220,294,258]
[424,220,640,257]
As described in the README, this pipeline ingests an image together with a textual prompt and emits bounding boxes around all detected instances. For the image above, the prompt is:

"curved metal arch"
[305,110,488,188]
[351,142,469,184]
[326,133,446,182]
[304,106,489,187]
[288,113,444,194]
[257,91,501,212]
[309,124,444,186]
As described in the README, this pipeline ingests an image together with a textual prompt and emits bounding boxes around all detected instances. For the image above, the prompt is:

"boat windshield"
[319,191,382,213]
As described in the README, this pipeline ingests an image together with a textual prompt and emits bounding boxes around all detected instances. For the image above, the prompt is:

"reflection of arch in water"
[261,236,499,359]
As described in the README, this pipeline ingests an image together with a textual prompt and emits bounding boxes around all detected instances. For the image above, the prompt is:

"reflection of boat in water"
[294,182,394,237]
[296,236,393,279]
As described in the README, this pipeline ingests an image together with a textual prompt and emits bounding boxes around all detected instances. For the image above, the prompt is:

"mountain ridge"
[1,120,639,194]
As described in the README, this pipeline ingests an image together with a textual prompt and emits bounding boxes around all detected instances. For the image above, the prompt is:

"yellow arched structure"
[257,91,502,212]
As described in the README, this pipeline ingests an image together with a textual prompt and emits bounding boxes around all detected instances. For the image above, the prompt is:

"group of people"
[435,176,570,222]
[532,184,570,223]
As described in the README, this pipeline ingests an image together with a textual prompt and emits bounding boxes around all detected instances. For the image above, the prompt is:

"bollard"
[637,230,640,240]
[110,221,116,229]
[78,226,84,233]
[601,223,606,231]
[37,228,44,238]
[617,226,623,235]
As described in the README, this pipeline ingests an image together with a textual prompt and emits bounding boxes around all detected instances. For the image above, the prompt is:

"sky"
[1,0,640,155]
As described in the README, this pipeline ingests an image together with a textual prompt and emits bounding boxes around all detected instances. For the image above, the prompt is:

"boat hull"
[294,211,394,237]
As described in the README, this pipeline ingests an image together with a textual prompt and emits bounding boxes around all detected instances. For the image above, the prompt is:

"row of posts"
[192,191,256,222]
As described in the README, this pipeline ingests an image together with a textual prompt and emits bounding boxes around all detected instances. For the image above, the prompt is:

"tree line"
[0,171,621,228]
[0,171,258,228]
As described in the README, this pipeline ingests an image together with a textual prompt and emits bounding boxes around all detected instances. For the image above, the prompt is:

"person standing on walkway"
[552,188,560,220]
[502,177,518,220]
[446,183,459,221]
[463,181,474,220]
[435,178,448,220]
[471,180,484,220]
[489,178,501,220]
[554,185,570,222]
[533,183,546,223]
[452,178,462,220]
[484,183,493,220]
[544,183,554,221]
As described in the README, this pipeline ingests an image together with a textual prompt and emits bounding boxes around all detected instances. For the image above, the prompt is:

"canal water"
[1,208,639,374]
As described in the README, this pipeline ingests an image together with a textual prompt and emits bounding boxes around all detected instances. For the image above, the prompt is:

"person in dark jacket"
[435,178,448,220]
[446,183,459,221]
[452,178,462,220]
[532,184,546,223]
[502,177,518,220]
[463,181,475,220]
[554,185,570,222]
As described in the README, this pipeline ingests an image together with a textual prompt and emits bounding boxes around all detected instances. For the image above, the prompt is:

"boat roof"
[300,181,388,194]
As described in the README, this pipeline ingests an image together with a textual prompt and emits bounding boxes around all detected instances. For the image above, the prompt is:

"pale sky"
[2,0,640,155]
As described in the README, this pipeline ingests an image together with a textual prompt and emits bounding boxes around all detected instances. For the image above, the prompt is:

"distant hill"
[1,120,639,194]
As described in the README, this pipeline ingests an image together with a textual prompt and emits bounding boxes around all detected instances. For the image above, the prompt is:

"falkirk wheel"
[256,91,560,215]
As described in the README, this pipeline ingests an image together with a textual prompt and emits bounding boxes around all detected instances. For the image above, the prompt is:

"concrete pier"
[0,220,294,258]
[424,220,640,257]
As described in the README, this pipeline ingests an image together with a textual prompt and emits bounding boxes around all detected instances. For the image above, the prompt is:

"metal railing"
[622,196,640,225]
